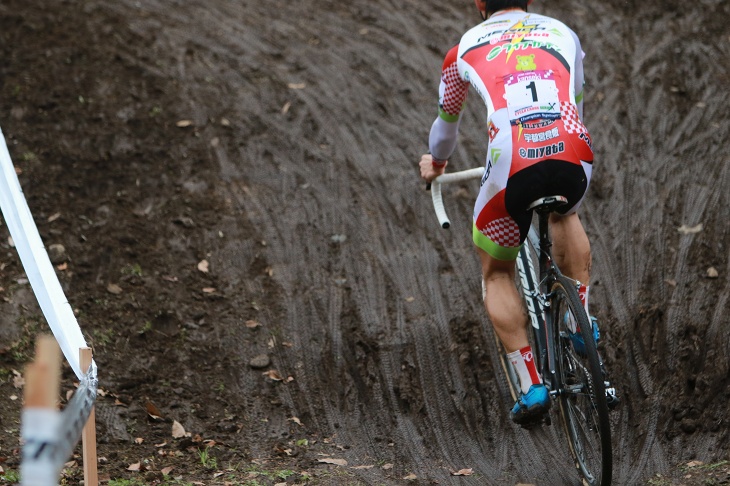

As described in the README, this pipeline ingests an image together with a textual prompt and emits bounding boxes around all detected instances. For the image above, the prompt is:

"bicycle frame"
[430,170,578,397]
[430,168,612,485]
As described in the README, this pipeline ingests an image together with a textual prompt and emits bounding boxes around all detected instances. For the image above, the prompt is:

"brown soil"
[0,0,728,485]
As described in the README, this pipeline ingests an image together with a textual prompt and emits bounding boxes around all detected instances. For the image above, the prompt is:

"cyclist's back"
[419,0,601,426]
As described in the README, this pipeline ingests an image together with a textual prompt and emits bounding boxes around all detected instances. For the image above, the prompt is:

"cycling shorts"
[473,110,593,261]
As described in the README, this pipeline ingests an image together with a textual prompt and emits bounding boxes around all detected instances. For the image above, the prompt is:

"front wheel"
[551,276,612,485]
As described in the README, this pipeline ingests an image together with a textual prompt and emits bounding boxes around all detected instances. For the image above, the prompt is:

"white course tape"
[21,374,98,486]
[20,408,63,486]
[0,126,92,379]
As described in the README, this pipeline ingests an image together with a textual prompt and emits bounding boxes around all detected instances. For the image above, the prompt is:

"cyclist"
[419,0,603,424]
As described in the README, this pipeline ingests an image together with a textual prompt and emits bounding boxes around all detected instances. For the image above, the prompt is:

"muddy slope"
[0,0,728,484]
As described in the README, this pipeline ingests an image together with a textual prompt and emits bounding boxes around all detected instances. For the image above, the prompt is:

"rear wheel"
[551,276,612,485]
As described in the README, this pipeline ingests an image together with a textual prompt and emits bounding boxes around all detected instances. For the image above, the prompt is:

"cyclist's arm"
[570,29,586,121]
[428,44,468,165]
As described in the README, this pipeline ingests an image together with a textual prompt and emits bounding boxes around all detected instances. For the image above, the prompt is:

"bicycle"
[429,167,613,486]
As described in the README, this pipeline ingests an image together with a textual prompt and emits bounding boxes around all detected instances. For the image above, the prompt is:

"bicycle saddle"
[527,195,569,213]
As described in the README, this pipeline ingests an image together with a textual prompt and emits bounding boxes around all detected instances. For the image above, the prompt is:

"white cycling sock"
[508,345,542,395]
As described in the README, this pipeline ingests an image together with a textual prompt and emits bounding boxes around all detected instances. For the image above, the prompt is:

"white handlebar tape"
[430,167,485,229]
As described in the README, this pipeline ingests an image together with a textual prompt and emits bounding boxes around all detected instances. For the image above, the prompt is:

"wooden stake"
[23,335,61,408]
[80,347,98,486]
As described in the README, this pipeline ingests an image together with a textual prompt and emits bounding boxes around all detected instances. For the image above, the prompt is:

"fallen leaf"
[245,320,261,329]
[176,119,193,127]
[7,236,14,247]
[202,287,216,293]
[452,468,474,476]
[403,473,417,480]
[9,395,17,401]
[172,420,187,438]
[56,262,68,271]
[213,472,225,478]
[677,223,703,234]
[64,460,77,468]
[382,463,393,470]
[107,283,123,295]
[351,465,374,470]
[161,466,173,476]
[13,372,25,389]
[707,267,719,278]
[154,441,168,448]
[48,213,61,222]
[145,401,164,419]
[318,458,347,466]
[687,460,704,468]
[289,416,303,426]
[134,437,144,445]
[665,279,677,287]
[127,462,141,471]
[263,370,284,381]
[288,83,306,89]
[197,259,209,273]
[220,118,231,126]
[281,101,291,114]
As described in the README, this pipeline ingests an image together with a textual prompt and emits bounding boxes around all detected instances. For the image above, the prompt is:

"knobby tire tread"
[552,275,612,486]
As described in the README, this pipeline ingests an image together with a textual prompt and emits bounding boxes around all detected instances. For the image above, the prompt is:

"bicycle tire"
[550,275,612,486]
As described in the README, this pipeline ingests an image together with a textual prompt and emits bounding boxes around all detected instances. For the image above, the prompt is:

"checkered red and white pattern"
[560,101,585,134]
[484,217,521,247]
[441,62,468,116]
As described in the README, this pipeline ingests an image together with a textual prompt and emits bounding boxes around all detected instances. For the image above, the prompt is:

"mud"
[0,0,728,484]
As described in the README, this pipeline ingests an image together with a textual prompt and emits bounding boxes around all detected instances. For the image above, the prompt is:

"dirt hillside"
[0,0,728,484]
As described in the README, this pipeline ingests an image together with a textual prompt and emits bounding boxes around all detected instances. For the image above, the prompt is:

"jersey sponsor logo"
[518,141,565,159]
[523,119,556,129]
[579,132,593,149]
[524,127,559,143]
[486,40,561,62]
[481,148,502,186]
[488,121,500,143]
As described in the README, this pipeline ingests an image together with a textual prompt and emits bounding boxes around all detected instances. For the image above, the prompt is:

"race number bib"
[504,71,560,125]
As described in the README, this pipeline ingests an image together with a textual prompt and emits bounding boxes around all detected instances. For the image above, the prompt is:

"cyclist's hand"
[419,154,447,183]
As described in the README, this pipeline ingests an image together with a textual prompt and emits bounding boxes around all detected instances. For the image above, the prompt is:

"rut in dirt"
[102,0,730,483]
[3,0,728,484]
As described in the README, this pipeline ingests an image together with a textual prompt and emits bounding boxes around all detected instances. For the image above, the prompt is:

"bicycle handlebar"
[430,167,485,229]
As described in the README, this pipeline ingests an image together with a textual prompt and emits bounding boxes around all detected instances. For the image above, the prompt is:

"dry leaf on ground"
[318,458,347,466]
[172,420,188,438]
[678,223,703,234]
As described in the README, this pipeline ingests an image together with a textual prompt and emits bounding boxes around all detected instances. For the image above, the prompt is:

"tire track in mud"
[560,0,730,482]
[103,0,729,483]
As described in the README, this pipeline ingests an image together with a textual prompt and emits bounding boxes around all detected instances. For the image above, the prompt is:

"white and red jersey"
[429,10,593,174]
[428,10,595,261]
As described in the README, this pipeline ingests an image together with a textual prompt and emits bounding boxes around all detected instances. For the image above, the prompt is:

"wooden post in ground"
[24,335,61,409]
[79,347,98,486]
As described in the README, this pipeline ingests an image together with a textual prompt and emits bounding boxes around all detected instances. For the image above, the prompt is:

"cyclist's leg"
[477,248,527,353]
[549,212,591,285]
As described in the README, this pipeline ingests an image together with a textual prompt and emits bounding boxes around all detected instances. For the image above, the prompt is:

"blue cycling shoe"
[510,384,551,425]
[566,314,600,357]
